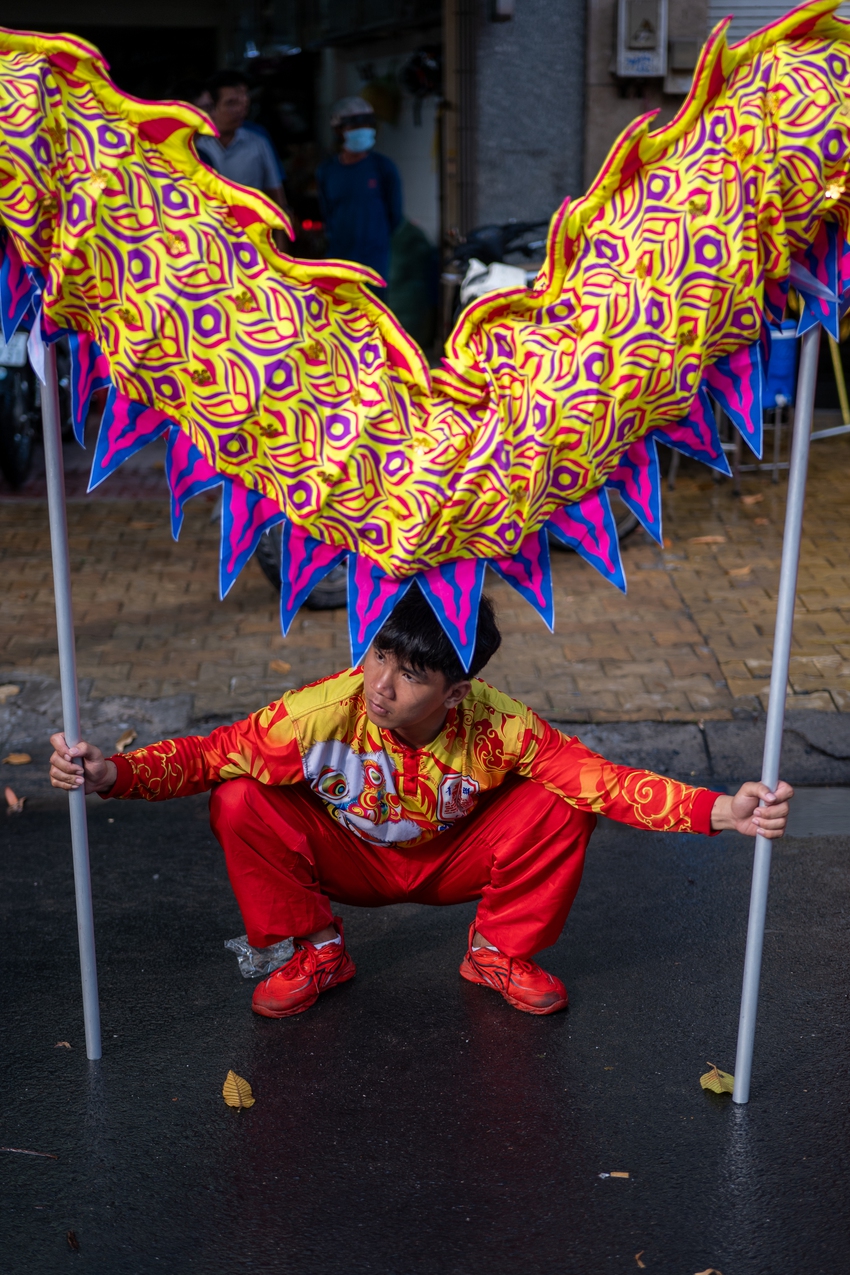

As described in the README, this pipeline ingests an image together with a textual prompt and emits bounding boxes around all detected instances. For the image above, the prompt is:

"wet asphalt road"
[2,793,848,1275]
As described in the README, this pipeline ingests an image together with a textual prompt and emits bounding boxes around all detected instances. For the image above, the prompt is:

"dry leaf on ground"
[5,787,25,814]
[3,753,31,765]
[694,1268,723,1275]
[610,1171,630,1178]
[269,660,292,675]
[55,1041,71,1049]
[726,565,752,577]
[1,1146,58,1158]
[741,493,765,505]
[754,517,769,525]
[222,1069,255,1109]
[0,684,20,703]
[700,1063,735,1094]
[67,1230,80,1251]
[114,729,137,754]
[635,1253,646,1269]
[688,535,726,544]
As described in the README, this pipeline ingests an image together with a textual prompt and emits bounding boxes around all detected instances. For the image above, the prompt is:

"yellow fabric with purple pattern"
[0,3,848,663]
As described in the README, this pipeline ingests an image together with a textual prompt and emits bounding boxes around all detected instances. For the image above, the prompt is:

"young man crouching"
[49,587,792,1018]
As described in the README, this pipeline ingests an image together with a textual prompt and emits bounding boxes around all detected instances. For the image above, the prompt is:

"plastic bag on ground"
[224,934,294,979]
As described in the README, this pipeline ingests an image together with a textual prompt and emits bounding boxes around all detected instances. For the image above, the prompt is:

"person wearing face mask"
[316,96,403,290]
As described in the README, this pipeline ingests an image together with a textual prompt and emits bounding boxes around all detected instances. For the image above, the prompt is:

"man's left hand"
[710,781,794,837]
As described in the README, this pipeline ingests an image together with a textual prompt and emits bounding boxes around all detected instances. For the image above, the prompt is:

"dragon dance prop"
[1,1,847,1075]
[1,1,850,665]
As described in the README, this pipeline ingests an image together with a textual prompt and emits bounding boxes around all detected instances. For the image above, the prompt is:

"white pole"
[40,341,102,1061]
[732,324,820,1104]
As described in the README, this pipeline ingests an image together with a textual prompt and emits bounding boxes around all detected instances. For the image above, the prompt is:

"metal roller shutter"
[707,1,850,43]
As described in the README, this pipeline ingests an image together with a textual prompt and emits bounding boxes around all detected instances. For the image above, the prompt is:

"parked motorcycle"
[0,332,74,489]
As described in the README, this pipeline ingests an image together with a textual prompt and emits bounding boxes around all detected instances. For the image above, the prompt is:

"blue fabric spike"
[279,520,348,636]
[87,388,170,491]
[654,385,731,476]
[68,332,111,444]
[704,339,764,459]
[0,242,36,344]
[490,529,555,630]
[795,293,822,337]
[165,426,222,540]
[605,434,663,545]
[416,559,489,671]
[219,480,286,599]
[790,222,841,341]
[348,555,413,666]
[546,489,627,594]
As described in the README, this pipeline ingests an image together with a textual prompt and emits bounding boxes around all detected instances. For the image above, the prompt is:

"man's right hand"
[49,733,117,795]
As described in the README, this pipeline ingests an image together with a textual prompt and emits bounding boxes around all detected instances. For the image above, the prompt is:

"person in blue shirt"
[317,96,403,289]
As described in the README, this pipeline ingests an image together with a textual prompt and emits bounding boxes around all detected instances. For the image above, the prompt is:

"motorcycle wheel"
[255,526,349,610]
[0,368,38,489]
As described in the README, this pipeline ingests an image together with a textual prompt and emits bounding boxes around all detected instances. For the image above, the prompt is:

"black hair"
[373,583,501,684]
[208,70,251,104]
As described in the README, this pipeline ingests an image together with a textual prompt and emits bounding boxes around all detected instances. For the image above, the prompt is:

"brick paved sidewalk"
[3,419,850,728]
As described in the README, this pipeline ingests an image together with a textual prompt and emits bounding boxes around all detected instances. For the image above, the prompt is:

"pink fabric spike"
[547,489,626,593]
[420,559,481,651]
[0,233,35,340]
[282,523,346,597]
[841,233,850,296]
[72,332,110,415]
[101,397,170,469]
[166,427,219,500]
[350,555,407,648]
[551,497,615,572]
[221,484,283,578]
[88,391,172,490]
[722,346,757,433]
[165,427,220,539]
[493,535,547,609]
[656,385,730,474]
[491,529,554,630]
[607,436,660,534]
[704,339,762,455]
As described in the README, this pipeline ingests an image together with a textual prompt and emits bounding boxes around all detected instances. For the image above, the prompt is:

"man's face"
[362,647,467,736]
[212,85,250,134]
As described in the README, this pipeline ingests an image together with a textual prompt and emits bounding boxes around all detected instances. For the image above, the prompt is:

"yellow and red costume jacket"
[107,668,720,847]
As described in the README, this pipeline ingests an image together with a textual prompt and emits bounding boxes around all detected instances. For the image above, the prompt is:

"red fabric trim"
[99,753,134,799]
[138,117,183,144]
[619,139,644,186]
[706,57,726,103]
[691,787,723,834]
[228,204,263,229]
[386,344,412,372]
[48,52,79,75]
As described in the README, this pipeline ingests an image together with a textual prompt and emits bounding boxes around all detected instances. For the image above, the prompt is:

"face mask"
[344,127,376,153]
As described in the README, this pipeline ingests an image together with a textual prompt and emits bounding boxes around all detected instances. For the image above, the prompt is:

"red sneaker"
[459,922,568,1015]
[252,917,356,1018]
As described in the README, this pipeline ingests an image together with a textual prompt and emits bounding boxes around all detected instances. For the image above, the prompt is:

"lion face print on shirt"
[303,739,423,842]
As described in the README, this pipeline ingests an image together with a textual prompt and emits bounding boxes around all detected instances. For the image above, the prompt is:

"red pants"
[209,776,595,959]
